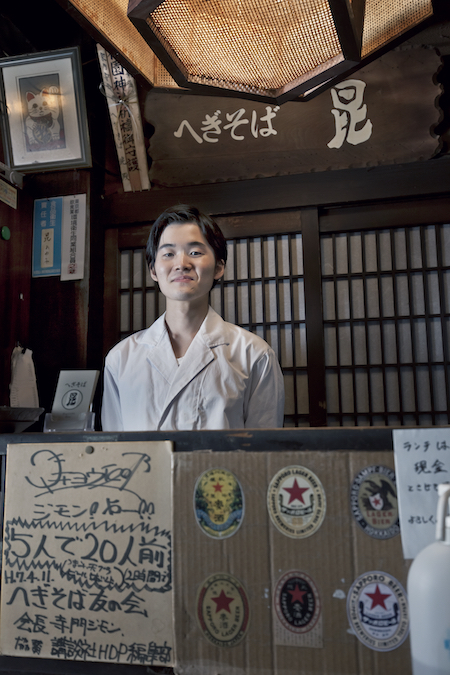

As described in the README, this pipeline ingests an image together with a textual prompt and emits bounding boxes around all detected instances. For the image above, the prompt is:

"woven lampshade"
[63,0,181,88]
[62,0,433,103]
[128,0,433,102]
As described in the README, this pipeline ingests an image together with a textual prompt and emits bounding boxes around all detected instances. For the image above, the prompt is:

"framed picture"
[0,47,91,173]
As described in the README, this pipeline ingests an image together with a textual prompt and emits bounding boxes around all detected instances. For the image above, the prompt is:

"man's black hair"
[146,205,228,272]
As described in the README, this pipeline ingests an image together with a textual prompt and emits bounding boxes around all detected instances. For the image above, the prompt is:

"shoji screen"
[111,210,450,428]
[321,224,450,426]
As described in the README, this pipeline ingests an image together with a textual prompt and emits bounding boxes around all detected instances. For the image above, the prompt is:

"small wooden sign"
[0,177,17,209]
[144,48,440,187]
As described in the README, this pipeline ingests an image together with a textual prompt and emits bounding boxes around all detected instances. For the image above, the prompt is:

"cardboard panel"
[174,451,274,675]
[348,451,411,674]
[174,450,411,675]
[268,452,356,675]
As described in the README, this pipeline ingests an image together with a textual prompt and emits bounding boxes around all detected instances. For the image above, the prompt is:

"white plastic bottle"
[407,484,450,675]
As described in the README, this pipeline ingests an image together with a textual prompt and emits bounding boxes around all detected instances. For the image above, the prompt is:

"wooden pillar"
[302,206,327,426]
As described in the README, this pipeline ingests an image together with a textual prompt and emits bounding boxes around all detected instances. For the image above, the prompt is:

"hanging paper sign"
[60,193,86,281]
[97,44,150,193]
[393,427,450,559]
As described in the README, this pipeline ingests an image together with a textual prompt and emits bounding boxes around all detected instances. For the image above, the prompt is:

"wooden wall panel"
[28,170,92,412]
[101,159,450,227]
[0,190,33,406]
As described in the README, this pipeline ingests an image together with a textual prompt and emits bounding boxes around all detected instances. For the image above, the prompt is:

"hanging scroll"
[97,44,150,192]
[0,441,174,666]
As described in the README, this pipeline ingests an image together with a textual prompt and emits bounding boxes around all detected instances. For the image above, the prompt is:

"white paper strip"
[97,44,132,192]
[96,45,150,192]
[60,194,86,281]
[10,347,39,408]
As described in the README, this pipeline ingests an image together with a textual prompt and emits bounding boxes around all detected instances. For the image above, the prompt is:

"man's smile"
[172,275,194,282]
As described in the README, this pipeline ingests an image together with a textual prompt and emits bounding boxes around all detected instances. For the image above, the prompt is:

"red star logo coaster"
[197,573,250,647]
[365,584,391,610]
[212,589,234,613]
[267,466,326,539]
[288,584,307,604]
[347,571,409,652]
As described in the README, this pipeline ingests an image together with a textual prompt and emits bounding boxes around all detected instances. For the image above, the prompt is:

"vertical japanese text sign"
[32,197,63,277]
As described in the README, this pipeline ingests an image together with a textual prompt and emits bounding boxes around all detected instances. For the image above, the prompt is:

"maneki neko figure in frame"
[19,75,65,152]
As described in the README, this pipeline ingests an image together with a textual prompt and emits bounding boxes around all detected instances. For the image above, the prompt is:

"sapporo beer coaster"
[196,573,250,647]
[194,468,244,539]
[350,465,400,539]
[267,465,326,538]
[347,571,409,652]
[274,571,323,647]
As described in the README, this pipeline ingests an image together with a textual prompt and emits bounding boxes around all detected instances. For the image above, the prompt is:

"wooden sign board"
[1,441,174,666]
[145,48,440,187]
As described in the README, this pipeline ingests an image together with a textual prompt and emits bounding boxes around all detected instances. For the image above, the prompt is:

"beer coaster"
[273,570,323,647]
[350,465,400,539]
[267,465,326,538]
[347,571,409,651]
[196,572,250,647]
[193,468,244,539]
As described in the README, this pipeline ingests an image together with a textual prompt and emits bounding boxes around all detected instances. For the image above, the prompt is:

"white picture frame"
[0,47,91,172]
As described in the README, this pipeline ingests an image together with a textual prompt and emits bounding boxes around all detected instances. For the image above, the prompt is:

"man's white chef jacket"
[101,307,284,431]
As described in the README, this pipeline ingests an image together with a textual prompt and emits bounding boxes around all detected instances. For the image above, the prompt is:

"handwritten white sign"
[60,194,86,281]
[1,441,174,666]
[393,428,450,559]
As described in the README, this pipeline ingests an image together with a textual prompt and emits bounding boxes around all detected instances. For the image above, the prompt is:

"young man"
[101,205,285,431]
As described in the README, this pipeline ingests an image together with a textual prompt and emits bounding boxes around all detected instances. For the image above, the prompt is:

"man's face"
[150,223,224,303]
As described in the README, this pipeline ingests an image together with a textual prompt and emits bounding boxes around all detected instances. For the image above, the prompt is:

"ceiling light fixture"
[127,0,434,103]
